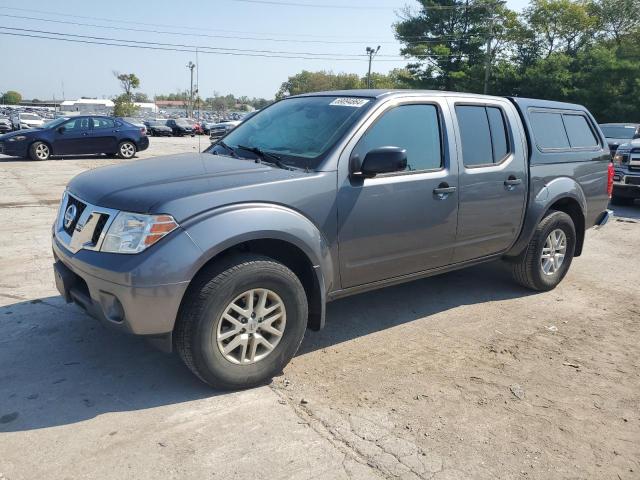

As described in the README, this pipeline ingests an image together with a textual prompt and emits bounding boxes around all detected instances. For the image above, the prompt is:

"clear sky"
[0,0,529,101]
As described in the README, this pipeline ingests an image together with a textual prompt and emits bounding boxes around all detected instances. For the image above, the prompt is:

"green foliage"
[113,94,139,117]
[2,90,22,104]
[275,69,413,99]
[394,0,640,121]
[113,72,140,99]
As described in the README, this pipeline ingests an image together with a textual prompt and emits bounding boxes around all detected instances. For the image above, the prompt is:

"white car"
[16,112,45,129]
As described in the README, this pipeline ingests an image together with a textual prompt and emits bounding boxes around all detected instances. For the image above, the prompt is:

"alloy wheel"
[35,143,49,160]
[540,228,567,275]
[215,288,286,365]
[120,142,135,158]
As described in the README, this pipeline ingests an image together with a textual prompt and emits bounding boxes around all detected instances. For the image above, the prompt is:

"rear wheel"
[117,141,136,159]
[175,254,308,389]
[29,141,50,161]
[512,210,576,291]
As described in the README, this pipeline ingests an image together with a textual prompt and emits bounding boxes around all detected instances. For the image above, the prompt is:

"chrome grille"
[55,192,119,254]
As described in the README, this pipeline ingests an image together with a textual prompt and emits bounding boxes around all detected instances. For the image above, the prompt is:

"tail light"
[140,127,147,136]
[607,162,614,198]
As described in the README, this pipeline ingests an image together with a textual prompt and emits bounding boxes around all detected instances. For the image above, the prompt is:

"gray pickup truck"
[52,90,612,388]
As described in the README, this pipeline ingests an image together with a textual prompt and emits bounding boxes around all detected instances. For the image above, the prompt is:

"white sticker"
[329,97,370,107]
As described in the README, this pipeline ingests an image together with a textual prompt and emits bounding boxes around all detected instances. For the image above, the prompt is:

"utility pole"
[366,46,381,88]
[187,61,196,118]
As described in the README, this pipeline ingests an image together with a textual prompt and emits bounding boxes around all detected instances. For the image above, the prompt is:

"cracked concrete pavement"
[1,137,639,479]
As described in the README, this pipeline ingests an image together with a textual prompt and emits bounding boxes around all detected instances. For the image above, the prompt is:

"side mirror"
[352,146,407,178]
[57,126,66,134]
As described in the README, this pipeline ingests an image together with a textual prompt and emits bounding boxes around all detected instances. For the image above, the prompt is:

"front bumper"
[0,139,29,157]
[613,169,640,198]
[52,235,191,340]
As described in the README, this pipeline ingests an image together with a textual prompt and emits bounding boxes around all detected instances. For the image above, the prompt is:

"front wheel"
[175,254,308,389]
[117,141,136,159]
[29,141,50,161]
[511,210,576,291]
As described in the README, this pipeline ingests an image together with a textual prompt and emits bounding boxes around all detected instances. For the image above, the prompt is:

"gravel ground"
[0,137,638,479]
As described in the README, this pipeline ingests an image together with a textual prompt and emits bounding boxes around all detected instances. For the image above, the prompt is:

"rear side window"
[563,114,598,148]
[456,105,510,167]
[530,110,600,151]
[92,118,115,129]
[530,112,569,149]
[353,104,442,172]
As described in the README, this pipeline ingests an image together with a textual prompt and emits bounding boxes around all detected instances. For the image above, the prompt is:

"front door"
[52,117,92,155]
[447,98,527,263]
[337,99,459,288]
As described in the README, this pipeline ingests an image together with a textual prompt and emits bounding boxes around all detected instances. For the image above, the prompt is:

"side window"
[63,118,90,131]
[456,106,492,166]
[487,107,509,161]
[530,111,570,149]
[562,114,598,148]
[353,104,442,172]
[93,118,115,129]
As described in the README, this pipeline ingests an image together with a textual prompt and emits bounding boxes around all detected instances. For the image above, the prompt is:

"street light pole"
[187,61,196,118]
[366,46,381,88]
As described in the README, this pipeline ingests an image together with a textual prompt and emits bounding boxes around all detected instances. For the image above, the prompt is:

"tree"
[113,72,140,100]
[2,90,22,104]
[276,71,361,99]
[113,94,139,117]
[133,92,150,103]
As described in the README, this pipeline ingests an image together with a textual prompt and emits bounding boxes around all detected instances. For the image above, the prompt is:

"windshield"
[175,119,190,126]
[44,117,70,128]
[207,96,373,169]
[21,113,42,120]
[148,121,165,126]
[123,117,140,124]
[601,125,637,139]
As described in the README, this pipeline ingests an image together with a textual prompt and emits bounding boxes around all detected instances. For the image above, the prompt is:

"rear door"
[52,117,92,155]
[447,97,527,262]
[337,96,459,288]
[90,117,119,153]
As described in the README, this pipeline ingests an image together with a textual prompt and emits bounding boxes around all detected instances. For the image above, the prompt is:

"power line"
[0,12,484,44]
[0,26,406,58]
[226,0,491,9]
[0,28,472,61]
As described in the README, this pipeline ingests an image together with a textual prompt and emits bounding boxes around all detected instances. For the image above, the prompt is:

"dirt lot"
[1,137,639,479]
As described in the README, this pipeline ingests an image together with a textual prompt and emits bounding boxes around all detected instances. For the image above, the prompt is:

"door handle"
[504,176,522,190]
[82,132,90,136]
[433,183,457,199]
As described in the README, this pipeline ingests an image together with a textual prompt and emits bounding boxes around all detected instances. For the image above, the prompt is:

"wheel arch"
[28,138,53,157]
[177,203,334,333]
[506,177,587,258]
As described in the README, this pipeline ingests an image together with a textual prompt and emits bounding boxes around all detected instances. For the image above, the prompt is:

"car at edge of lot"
[12,112,45,130]
[0,115,149,160]
[0,116,12,134]
[144,120,173,136]
[611,138,640,205]
[118,117,147,135]
[599,123,640,156]
[51,90,611,389]
[208,120,241,142]
[165,118,195,137]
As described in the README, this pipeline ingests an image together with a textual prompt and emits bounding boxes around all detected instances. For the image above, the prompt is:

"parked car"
[12,112,45,130]
[144,120,173,136]
[611,139,640,205]
[51,90,611,389]
[0,115,149,160]
[165,118,195,136]
[599,123,640,156]
[208,120,241,142]
[0,116,12,134]
[119,117,147,135]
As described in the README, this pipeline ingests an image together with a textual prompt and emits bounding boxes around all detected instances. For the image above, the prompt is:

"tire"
[611,195,634,206]
[512,210,576,291]
[29,141,51,161]
[117,141,136,159]
[175,254,308,389]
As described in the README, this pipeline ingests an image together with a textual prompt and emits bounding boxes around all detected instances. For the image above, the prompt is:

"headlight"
[101,212,178,254]
[7,135,27,142]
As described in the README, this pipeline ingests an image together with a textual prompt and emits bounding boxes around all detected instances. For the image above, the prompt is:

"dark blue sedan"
[0,115,149,161]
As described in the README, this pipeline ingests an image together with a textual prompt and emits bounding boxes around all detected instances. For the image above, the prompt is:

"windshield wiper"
[237,145,290,170]
[217,141,238,158]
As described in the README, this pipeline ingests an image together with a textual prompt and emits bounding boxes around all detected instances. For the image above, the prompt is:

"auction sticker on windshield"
[330,98,370,107]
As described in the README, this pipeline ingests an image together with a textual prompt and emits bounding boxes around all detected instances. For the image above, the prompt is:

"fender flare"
[506,176,587,258]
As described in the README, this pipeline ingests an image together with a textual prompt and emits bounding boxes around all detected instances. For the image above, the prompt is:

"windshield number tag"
[330,98,370,108]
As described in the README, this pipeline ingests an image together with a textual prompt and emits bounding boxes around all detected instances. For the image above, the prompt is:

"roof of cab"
[290,89,589,111]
